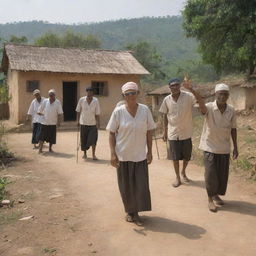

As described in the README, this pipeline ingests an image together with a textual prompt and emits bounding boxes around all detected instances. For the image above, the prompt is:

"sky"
[0,0,186,24]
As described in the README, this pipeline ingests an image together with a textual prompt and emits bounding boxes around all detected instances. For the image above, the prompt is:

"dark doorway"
[63,82,77,121]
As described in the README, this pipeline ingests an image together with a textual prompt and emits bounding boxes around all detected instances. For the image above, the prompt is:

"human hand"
[162,130,167,142]
[183,76,193,91]
[147,152,153,165]
[233,148,239,160]
[111,153,119,168]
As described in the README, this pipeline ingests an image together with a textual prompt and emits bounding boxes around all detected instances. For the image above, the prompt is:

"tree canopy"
[126,41,166,82]
[183,0,256,76]
[34,31,101,49]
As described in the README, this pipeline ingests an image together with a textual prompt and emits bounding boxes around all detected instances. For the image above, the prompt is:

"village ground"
[0,117,256,256]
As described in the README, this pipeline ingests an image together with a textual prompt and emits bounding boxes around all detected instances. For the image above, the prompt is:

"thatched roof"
[148,77,256,97]
[1,44,150,75]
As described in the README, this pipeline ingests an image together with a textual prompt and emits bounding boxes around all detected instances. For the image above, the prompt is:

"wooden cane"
[76,124,80,164]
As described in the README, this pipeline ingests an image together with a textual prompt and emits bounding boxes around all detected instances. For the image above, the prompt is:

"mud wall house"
[0,44,149,127]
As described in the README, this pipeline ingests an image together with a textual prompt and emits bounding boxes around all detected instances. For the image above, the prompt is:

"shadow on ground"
[42,151,75,159]
[133,216,206,240]
[219,200,256,216]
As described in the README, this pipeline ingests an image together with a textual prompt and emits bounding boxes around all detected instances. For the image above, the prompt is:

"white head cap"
[121,82,138,93]
[215,83,229,93]
[33,89,40,95]
[48,89,56,95]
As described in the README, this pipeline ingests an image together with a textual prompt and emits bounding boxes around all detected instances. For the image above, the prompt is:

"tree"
[34,31,101,49]
[126,41,166,82]
[183,0,256,76]
[9,35,28,44]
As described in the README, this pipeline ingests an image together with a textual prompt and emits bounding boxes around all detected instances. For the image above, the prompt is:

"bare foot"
[38,150,43,154]
[125,213,134,223]
[133,213,143,226]
[182,175,190,183]
[49,149,54,153]
[208,201,217,212]
[82,154,87,159]
[213,195,224,205]
[93,156,98,161]
[172,178,181,188]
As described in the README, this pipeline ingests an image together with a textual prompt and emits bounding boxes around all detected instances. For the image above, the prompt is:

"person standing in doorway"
[76,87,100,160]
[38,89,63,153]
[199,83,238,212]
[159,78,207,187]
[26,89,45,149]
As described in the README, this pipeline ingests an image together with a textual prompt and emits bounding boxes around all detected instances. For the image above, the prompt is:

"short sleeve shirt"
[76,97,100,125]
[38,98,63,125]
[106,104,156,162]
[199,101,237,154]
[159,91,196,140]
[27,97,45,123]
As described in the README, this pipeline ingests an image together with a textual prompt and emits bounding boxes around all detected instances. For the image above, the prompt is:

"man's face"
[34,93,41,100]
[49,93,55,101]
[216,90,229,104]
[169,83,181,95]
[123,90,138,102]
[86,90,93,97]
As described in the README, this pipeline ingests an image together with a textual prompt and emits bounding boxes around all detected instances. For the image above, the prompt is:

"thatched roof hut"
[1,44,149,75]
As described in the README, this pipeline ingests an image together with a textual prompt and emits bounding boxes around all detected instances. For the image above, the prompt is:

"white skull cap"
[121,82,138,93]
[215,83,229,93]
[33,89,40,95]
[48,89,56,95]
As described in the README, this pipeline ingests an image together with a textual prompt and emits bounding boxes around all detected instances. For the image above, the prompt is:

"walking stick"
[154,130,160,160]
[76,124,80,164]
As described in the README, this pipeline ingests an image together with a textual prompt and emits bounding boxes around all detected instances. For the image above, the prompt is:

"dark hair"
[168,78,181,85]
[86,87,94,92]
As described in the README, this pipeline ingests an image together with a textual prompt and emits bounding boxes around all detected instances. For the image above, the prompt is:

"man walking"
[199,83,238,212]
[38,89,63,153]
[159,78,207,187]
[76,87,100,160]
[26,89,45,149]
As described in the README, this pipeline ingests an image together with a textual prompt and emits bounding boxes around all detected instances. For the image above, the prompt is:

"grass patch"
[42,248,57,254]
[0,210,23,225]
[0,177,11,200]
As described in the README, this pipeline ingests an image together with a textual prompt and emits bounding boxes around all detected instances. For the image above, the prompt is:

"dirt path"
[1,131,256,256]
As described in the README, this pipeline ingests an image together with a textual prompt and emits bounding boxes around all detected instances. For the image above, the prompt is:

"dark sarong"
[32,122,42,144]
[80,125,98,151]
[39,125,57,144]
[204,152,230,197]
[117,160,151,213]
[168,138,192,161]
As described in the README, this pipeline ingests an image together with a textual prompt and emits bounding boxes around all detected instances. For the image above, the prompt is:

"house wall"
[245,88,256,109]
[229,87,246,110]
[7,69,19,123]
[14,71,143,127]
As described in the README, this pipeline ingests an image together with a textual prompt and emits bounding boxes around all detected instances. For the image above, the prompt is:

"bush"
[0,177,10,201]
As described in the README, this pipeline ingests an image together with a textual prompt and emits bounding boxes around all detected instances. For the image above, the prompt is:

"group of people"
[27,78,238,226]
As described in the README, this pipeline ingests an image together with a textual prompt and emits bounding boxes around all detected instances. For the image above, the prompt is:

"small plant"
[42,248,57,254]
[236,158,254,171]
[0,177,10,200]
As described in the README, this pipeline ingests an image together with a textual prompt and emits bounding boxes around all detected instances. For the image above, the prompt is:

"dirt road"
[1,131,256,256]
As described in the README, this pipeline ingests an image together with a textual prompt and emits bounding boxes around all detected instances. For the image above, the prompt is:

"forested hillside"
[0,16,218,83]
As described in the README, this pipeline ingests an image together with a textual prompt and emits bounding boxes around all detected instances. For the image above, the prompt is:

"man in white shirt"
[76,87,100,160]
[159,78,207,187]
[38,89,63,153]
[199,83,238,212]
[26,89,45,149]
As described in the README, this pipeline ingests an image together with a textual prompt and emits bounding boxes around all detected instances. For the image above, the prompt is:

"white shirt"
[159,91,196,140]
[38,98,63,125]
[199,101,237,154]
[27,97,45,123]
[76,97,100,125]
[106,104,156,162]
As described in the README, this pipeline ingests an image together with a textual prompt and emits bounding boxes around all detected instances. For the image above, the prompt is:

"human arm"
[109,132,119,168]
[231,128,238,159]
[57,114,63,127]
[147,130,153,164]
[96,115,100,129]
[183,79,207,115]
[163,114,168,142]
